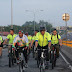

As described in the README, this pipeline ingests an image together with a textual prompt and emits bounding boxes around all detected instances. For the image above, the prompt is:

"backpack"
[51,33,59,40]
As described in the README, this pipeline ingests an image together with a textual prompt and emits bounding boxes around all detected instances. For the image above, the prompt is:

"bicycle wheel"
[40,65,45,72]
[51,53,54,69]
[19,60,25,72]
[9,56,11,67]
[32,46,35,58]
[37,59,39,68]
[54,54,57,67]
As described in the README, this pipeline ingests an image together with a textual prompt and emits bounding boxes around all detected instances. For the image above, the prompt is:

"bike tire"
[51,53,54,69]
[54,57,56,67]
[9,56,11,67]
[19,61,25,72]
[40,66,45,72]
[37,60,39,68]
[12,58,14,65]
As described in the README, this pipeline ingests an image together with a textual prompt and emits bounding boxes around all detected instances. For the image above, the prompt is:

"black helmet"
[40,26,45,31]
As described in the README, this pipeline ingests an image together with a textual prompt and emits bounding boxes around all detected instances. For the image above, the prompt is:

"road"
[0,48,72,72]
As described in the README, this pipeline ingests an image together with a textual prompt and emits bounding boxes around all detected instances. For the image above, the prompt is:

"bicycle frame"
[17,48,25,72]
[39,49,47,72]
[50,44,57,69]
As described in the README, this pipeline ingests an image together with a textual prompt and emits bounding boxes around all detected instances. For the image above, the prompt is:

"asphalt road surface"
[0,48,72,72]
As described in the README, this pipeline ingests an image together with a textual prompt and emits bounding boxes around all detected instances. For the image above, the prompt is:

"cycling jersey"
[51,34,61,44]
[28,36,32,44]
[32,36,36,41]
[36,32,51,47]
[0,36,3,43]
[7,34,17,44]
[13,34,28,47]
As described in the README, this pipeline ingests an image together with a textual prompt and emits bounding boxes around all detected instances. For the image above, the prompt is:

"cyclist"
[51,29,62,58]
[25,32,32,54]
[35,26,51,69]
[31,30,39,58]
[4,29,17,54]
[0,36,3,57]
[12,30,28,68]
[31,30,39,47]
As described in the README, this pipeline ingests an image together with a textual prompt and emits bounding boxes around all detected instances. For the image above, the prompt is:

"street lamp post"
[11,0,13,29]
[62,13,70,45]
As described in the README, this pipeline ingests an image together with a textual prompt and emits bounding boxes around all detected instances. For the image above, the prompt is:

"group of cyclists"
[0,26,62,69]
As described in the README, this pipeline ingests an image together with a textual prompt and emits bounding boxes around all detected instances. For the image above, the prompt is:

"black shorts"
[0,43,3,47]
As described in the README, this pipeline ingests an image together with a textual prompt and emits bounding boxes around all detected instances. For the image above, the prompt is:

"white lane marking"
[59,52,72,71]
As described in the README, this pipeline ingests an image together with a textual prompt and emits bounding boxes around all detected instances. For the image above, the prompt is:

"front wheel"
[40,66,45,72]
[19,60,25,72]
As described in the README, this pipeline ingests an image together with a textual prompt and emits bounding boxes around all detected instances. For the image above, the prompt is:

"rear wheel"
[37,59,39,68]
[19,60,25,72]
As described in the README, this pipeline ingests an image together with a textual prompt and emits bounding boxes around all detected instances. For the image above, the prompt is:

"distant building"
[0,32,10,36]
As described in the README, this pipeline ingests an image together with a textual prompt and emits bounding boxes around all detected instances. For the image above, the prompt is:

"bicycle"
[17,48,25,72]
[39,49,48,72]
[36,49,40,68]
[50,44,57,69]
[8,44,16,67]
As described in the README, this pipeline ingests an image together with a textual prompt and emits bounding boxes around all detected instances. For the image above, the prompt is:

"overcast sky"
[0,0,72,27]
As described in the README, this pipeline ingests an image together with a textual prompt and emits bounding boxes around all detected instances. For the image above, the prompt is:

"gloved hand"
[48,47,51,52]
[25,47,28,49]
[12,47,15,51]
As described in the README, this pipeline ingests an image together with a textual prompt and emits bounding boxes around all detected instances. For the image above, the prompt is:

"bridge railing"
[62,41,72,47]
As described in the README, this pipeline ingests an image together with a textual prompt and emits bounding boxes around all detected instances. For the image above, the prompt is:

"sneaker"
[25,63,28,68]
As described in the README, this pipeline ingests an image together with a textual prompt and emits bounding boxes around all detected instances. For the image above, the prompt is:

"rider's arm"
[0,36,3,45]
[4,35,10,44]
[47,33,51,47]
[58,35,62,46]
[25,35,29,47]
[35,33,39,48]
[31,40,34,47]
[31,36,35,47]
[13,36,17,47]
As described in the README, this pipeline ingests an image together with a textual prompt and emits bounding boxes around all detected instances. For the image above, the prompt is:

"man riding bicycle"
[25,32,32,54]
[35,26,51,69]
[12,30,28,68]
[31,30,39,47]
[4,29,17,54]
[0,36,3,57]
[51,29,62,58]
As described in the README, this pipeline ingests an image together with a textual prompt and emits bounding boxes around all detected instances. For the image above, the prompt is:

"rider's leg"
[15,49,19,59]
[8,45,11,53]
[55,44,60,58]
[0,47,2,56]
[37,45,41,62]
[23,49,28,63]
[23,49,28,68]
